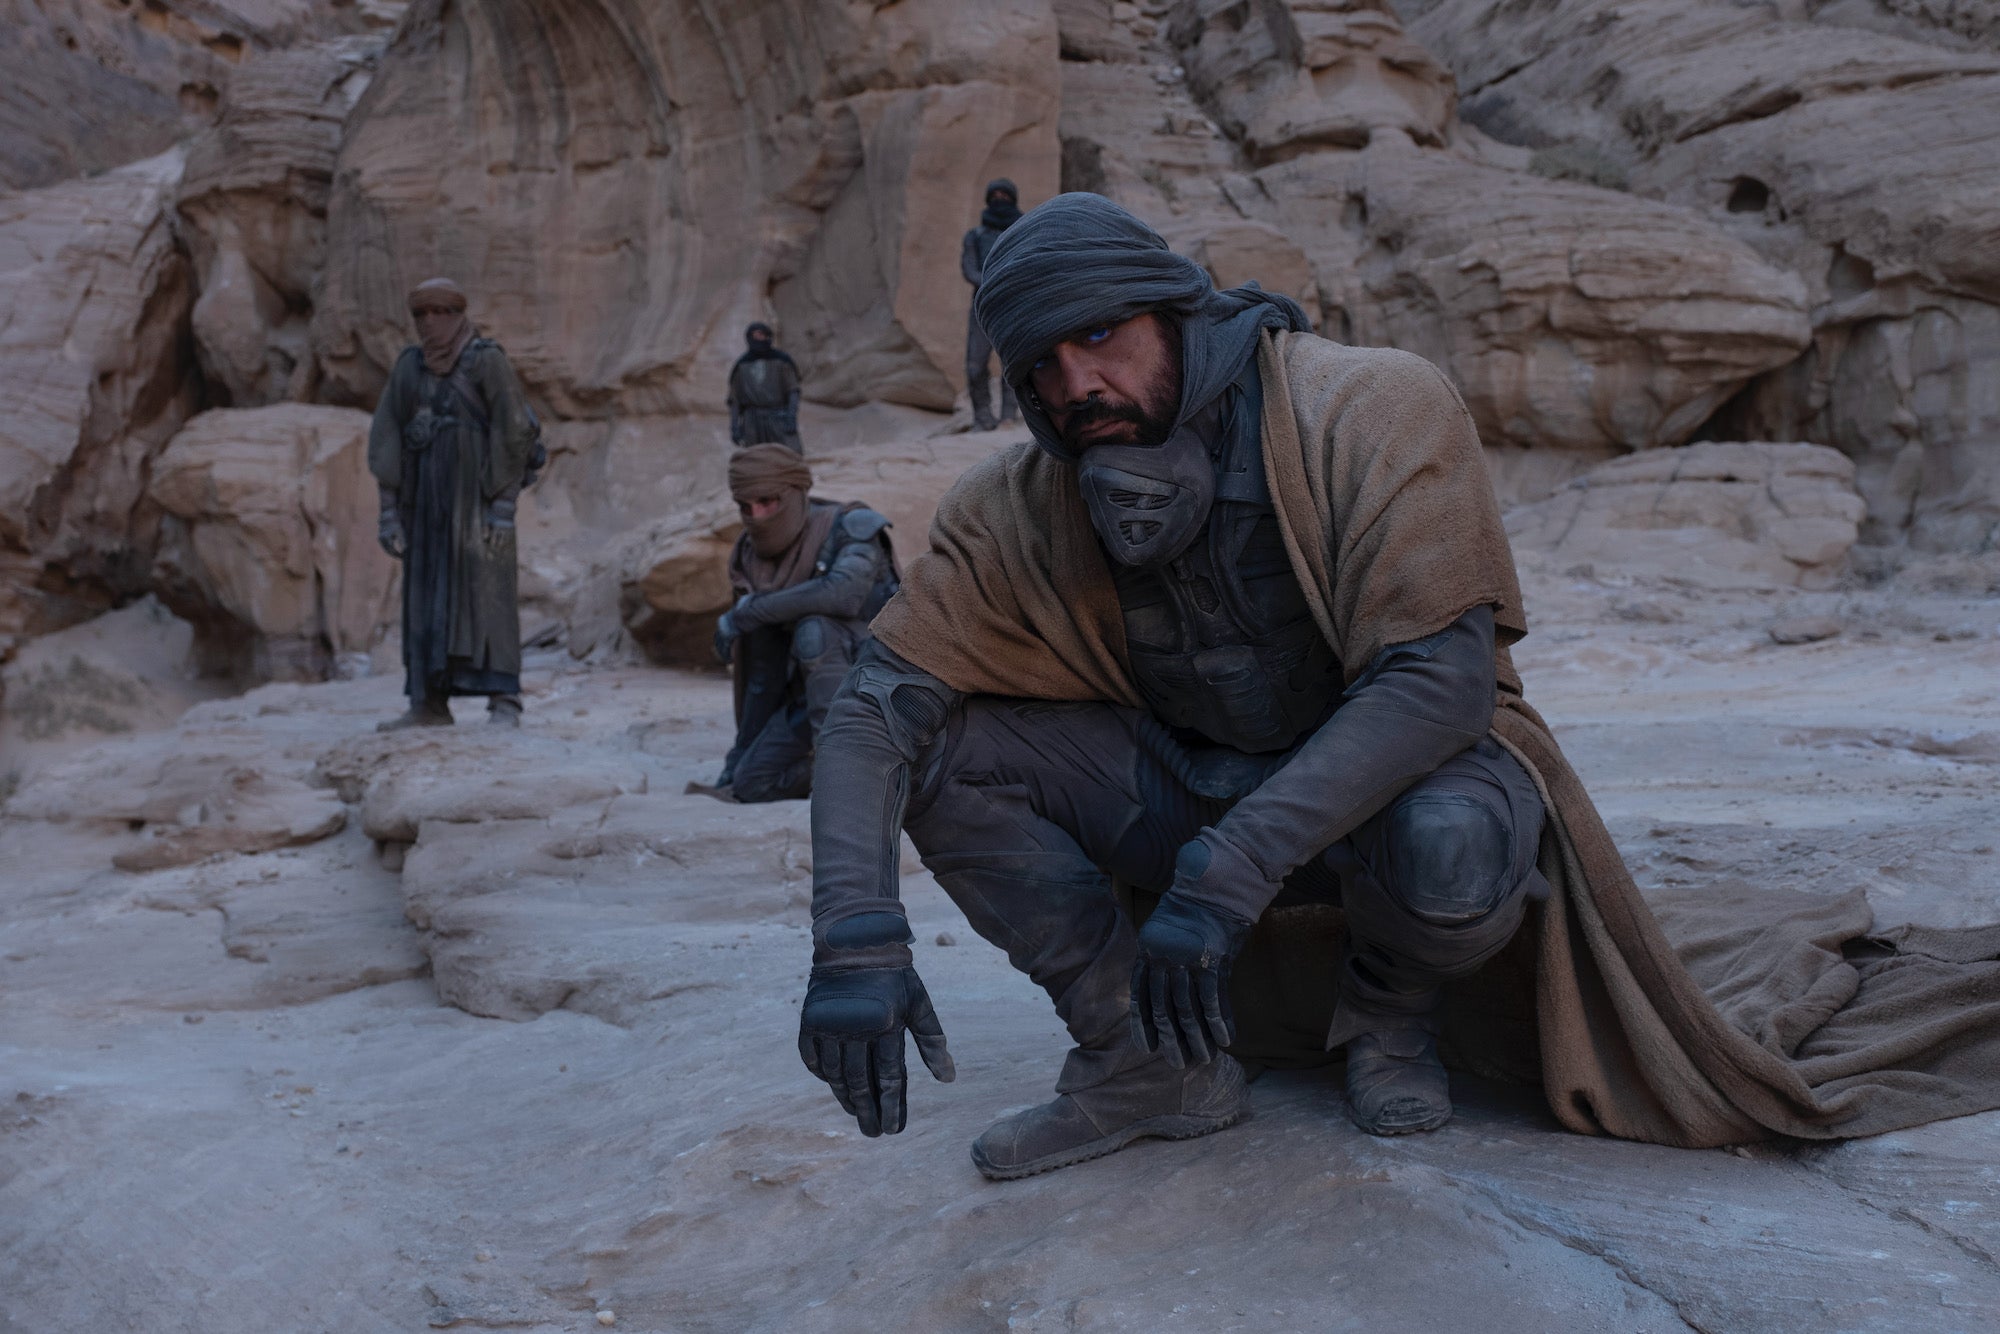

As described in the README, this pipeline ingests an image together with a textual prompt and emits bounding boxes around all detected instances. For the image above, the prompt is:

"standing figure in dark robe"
[709,445,899,803]
[961,178,1023,432]
[369,278,544,730]
[727,323,803,453]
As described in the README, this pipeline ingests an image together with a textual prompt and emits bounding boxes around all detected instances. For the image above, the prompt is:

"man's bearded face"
[1026,312,1182,454]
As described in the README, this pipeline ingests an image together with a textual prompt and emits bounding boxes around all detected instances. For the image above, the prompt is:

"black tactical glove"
[378,503,407,560]
[799,912,954,1136]
[484,496,516,535]
[1131,832,1269,1068]
[711,595,752,664]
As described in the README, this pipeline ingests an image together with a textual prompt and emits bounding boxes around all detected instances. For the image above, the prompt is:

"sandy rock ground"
[4,554,2000,1333]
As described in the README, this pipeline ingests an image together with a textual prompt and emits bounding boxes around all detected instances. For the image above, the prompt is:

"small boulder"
[1769,616,1844,646]
[1507,442,1867,589]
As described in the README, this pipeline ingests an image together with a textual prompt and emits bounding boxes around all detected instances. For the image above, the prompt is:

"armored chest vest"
[1111,379,1340,753]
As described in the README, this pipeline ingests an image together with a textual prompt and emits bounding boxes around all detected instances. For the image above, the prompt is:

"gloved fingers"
[841,1040,883,1138]
[798,1029,822,1081]
[1147,962,1184,1069]
[873,1032,908,1135]
[1171,965,1211,1066]
[812,1035,854,1112]
[903,978,956,1083]
[1129,962,1156,1054]
[1198,967,1234,1051]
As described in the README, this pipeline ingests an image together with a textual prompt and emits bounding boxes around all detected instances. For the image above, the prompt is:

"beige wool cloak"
[872,330,2000,1148]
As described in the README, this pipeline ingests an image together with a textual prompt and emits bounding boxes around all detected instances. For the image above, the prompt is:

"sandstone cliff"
[1396,0,2000,551]
[0,0,1993,692]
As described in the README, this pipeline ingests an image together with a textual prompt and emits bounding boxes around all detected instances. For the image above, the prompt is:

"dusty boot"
[968,375,998,432]
[377,697,452,732]
[1344,1023,1451,1135]
[970,1052,1248,1181]
[488,694,523,728]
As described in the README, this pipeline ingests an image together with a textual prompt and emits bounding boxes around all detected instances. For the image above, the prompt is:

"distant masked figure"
[961,178,1022,432]
[707,445,899,803]
[368,278,546,730]
[728,323,803,453]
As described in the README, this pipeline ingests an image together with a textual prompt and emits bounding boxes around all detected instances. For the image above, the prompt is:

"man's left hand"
[712,594,755,663]
[484,496,516,538]
[1131,833,1269,1067]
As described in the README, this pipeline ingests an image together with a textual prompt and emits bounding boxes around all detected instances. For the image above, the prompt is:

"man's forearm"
[807,643,960,938]
[1201,606,1500,918]
[737,544,883,628]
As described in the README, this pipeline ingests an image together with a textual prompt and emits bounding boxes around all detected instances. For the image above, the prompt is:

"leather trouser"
[903,698,1544,1086]
[732,616,864,804]
[965,307,1018,425]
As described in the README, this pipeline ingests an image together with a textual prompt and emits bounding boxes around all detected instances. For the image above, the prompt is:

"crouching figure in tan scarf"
[710,445,900,802]
[798,194,2000,1181]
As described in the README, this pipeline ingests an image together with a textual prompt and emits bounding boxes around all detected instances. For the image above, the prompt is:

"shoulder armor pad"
[839,507,892,543]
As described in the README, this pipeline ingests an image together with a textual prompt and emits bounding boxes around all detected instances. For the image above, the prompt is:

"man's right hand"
[712,608,740,664]
[799,961,955,1137]
[378,510,407,560]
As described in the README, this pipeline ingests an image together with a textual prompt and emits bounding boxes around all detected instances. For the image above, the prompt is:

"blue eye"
[1032,355,1051,372]
[1084,327,1111,344]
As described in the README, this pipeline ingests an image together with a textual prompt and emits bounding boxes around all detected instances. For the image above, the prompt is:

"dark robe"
[368,339,539,703]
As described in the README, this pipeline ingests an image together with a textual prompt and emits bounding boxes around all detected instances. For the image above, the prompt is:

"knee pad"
[788,616,831,665]
[1382,790,1514,926]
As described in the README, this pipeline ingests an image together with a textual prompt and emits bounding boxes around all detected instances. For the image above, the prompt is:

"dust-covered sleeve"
[367,349,418,493]
[470,344,539,500]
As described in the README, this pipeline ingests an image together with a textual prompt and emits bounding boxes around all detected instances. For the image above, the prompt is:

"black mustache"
[1059,397,1159,452]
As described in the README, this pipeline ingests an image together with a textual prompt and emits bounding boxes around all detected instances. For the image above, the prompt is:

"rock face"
[1506,441,1868,590]
[0,597,222,783]
[1054,0,1812,466]
[1395,0,2000,551]
[0,0,402,191]
[176,37,386,407]
[148,405,397,680]
[310,0,1062,420]
[2,0,1993,684]
[4,687,349,872]
[0,150,200,649]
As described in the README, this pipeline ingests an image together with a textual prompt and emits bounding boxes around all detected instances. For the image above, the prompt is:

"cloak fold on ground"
[872,330,2000,1147]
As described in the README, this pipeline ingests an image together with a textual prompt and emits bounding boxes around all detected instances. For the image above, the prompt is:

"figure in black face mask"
[797,193,1551,1179]
[728,322,803,452]
[792,193,2000,1183]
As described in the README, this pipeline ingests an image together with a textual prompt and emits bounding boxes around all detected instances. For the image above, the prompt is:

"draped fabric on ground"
[873,329,2000,1147]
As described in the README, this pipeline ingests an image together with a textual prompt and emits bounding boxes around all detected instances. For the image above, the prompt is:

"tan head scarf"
[408,278,475,376]
[728,444,814,559]
[727,444,813,500]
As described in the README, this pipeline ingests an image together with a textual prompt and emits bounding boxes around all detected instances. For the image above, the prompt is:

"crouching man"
[795,195,1550,1179]
[710,445,899,803]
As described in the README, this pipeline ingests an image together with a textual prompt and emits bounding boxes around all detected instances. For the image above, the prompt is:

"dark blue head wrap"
[971,193,1310,459]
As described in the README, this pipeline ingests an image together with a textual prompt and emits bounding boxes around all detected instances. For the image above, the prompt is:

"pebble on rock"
[1768,615,1843,645]
[935,932,956,947]
[596,1312,617,1326]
